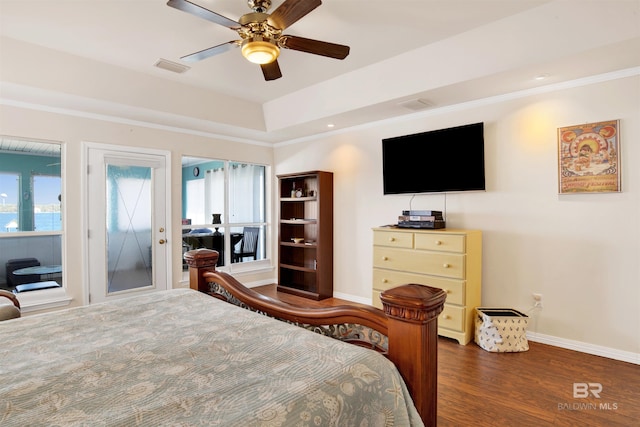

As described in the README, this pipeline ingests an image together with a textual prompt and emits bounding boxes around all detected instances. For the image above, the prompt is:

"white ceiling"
[1,0,639,144]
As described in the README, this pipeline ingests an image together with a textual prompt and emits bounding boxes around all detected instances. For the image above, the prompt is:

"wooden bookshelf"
[277,171,333,300]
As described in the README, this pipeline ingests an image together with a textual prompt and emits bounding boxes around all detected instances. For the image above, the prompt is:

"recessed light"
[535,74,549,81]
[327,124,335,128]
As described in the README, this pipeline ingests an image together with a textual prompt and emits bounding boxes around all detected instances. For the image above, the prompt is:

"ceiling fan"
[167,0,350,81]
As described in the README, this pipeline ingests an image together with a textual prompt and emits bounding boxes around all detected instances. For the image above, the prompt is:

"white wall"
[274,75,640,359]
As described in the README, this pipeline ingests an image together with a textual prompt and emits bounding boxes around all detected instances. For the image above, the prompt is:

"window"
[0,173,19,231]
[33,175,62,232]
[0,137,63,292]
[182,157,267,270]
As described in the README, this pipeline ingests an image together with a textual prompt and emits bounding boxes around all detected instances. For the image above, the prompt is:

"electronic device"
[396,220,445,229]
[382,122,486,195]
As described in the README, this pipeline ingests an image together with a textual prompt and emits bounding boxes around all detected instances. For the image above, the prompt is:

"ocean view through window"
[0,175,61,233]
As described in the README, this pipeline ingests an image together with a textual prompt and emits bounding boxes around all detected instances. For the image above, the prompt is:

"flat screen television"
[382,122,485,195]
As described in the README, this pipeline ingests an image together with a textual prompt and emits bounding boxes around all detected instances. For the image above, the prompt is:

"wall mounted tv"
[382,122,485,195]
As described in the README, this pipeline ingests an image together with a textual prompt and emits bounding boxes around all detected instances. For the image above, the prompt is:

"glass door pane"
[106,164,152,294]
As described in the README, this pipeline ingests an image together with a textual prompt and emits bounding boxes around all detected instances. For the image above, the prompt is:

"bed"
[1,249,446,426]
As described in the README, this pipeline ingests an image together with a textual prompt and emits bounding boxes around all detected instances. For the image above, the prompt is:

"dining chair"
[232,227,259,263]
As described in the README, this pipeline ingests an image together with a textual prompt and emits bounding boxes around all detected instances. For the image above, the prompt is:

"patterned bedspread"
[0,289,423,426]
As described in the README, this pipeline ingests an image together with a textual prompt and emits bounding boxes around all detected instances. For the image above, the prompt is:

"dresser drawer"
[373,247,465,279]
[415,233,465,253]
[373,292,466,333]
[439,305,465,332]
[372,268,464,305]
[373,230,413,248]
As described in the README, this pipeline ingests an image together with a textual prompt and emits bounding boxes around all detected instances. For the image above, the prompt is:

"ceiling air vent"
[154,59,190,74]
[397,98,434,111]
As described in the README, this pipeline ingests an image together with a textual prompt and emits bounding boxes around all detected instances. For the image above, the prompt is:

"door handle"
[159,239,166,244]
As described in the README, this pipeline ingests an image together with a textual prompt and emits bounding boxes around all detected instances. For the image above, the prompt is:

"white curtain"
[205,168,225,224]
[229,164,263,223]
[185,178,205,225]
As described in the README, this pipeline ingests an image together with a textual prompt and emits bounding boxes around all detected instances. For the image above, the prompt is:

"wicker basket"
[474,308,529,352]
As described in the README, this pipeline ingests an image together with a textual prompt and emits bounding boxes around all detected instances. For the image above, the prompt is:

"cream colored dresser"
[372,227,482,345]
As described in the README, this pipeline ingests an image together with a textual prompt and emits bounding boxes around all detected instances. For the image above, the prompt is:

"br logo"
[573,383,602,398]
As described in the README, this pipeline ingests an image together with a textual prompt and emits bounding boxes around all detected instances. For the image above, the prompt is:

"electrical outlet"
[532,293,543,308]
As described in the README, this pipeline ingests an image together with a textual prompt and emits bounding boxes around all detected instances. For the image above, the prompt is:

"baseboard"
[337,292,640,365]
[244,278,277,288]
[333,291,371,306]
[526,331,639,365]
[193,282,640,365]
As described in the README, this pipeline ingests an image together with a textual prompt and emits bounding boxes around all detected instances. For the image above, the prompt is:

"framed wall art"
[558,119,621,194]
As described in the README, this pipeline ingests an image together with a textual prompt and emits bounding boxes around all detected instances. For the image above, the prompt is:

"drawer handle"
[382,256,389,261]
[435,240,442,245]
[443,263,450,268]
[389,237,395,242]
[443,315,451,320]
[444,289,451,294]
[382,278,389,283]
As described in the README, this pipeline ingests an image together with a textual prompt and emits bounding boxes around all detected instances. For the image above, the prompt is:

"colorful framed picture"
[558,119,621,194]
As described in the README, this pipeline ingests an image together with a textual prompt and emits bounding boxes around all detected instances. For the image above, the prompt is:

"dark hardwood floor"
[254,285,640,426]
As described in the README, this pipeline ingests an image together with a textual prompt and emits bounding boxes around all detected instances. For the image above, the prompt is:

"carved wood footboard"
[185,249,446,426]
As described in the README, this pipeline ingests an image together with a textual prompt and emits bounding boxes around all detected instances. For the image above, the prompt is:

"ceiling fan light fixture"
[241,38,280,64]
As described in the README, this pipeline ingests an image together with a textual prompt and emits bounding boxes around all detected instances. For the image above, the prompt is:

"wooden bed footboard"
[185,249,446,426]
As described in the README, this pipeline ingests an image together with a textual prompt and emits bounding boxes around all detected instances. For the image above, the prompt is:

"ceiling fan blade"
[181,41,240,62]
[268,0,322,30]
[261,61,282,81]
[167,0,240,29]
[280,36,350,59]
